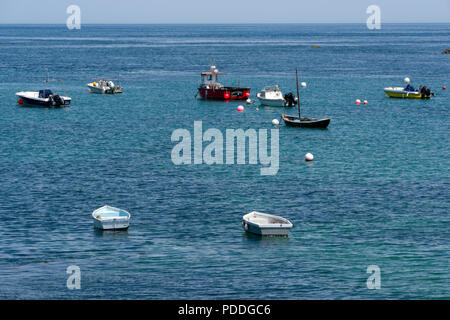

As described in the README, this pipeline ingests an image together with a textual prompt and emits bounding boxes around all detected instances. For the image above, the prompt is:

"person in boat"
[404,84,415,92]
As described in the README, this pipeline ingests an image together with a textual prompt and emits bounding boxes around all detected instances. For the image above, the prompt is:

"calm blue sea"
[0,24,449,299]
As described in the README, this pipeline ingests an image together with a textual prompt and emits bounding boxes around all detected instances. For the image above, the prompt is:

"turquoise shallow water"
[0,24,449,299]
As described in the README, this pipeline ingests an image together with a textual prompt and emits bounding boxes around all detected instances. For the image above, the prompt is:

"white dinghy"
[242,211,293,236]
[92,205,131,230]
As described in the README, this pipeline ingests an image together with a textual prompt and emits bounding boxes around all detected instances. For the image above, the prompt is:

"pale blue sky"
[1,0,450,23]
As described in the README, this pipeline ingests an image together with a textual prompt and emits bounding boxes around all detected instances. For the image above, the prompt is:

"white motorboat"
[242,211,293,236]
[92,205,131,230]
[256,85,286,106]
[87,79,122,94]
[16,89,71,107]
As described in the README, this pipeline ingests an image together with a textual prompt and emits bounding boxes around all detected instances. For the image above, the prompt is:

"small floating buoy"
[17,98,23,105]
[355,99,361,105]
[272,119,279,125]
[443,86,446,90]
[301,82,307,88]
[404,77,410,84]
[305,153,314,162]
[255,108,259,111]
[246,98,252,104]
[88,88,92,93]
[237,105,244,112]
[363,100,368,104]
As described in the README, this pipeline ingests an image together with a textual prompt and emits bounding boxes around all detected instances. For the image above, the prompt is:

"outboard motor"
[284,92,297,107]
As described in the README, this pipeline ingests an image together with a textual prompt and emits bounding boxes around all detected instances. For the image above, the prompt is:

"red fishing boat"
[197,60,250,100]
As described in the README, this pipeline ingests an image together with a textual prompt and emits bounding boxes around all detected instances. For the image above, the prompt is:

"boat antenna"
[296,69,301,119]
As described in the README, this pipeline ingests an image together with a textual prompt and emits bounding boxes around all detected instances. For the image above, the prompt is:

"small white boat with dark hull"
[256,85,297,107]
[87,79,122,94]
[92,205,131,230]
[242,211,293,236]
[16,89,71,107]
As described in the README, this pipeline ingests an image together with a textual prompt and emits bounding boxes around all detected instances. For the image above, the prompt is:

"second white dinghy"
[92,205,131,230]
[242,211,293,236]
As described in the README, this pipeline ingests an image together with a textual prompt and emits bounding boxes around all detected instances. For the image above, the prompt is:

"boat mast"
[296,69,301,119]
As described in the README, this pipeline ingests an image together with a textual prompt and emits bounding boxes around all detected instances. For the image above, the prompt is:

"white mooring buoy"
[305,153,314,161]
[272,119,280,125]
[301,82,307,88]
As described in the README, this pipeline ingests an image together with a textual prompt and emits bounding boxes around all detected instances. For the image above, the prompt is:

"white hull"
[256,95,286,107]
[242,211,293,236]
[243,222,291,236]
